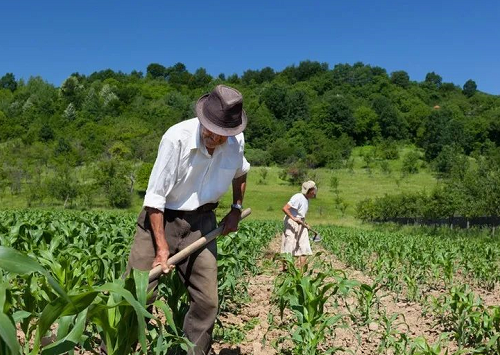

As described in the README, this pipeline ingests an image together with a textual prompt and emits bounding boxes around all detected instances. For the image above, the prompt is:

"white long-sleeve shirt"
[143,118,250,212]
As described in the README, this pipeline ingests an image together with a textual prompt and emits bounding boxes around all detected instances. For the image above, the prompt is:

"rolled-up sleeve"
[234,133,251,179]
[234,155,250,178]
[143,134,179,211]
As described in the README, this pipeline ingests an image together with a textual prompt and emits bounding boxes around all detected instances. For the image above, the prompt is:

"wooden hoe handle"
[148,208,251,282]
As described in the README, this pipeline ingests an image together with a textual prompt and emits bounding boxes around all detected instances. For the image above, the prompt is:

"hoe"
[148,208,252,282]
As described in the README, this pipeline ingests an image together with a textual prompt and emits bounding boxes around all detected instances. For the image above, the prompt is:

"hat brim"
[196,94,247,137]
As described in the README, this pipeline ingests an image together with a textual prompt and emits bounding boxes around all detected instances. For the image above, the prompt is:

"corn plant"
[0,281,20,355]
[409,334,450,355]
[430,285,500,353]
[376,311,409,353]
[352,281,383,325]
[0,246,188,355]
[268,254,351,354]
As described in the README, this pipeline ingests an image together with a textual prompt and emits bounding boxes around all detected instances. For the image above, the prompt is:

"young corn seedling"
[376,311,409,353]
[268,254,346,355]
[353,281,383,325]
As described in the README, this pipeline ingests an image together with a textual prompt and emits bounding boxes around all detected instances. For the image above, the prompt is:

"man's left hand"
[221,209,241,235]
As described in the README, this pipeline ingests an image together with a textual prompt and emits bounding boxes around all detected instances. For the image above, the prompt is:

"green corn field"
[1,209,499,354]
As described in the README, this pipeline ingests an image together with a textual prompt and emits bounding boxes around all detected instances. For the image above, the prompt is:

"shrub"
[245,148,272,166]
[279,161,308,185]
[376,140,399,160]
[107,178,132,208]
[401,151,421,175]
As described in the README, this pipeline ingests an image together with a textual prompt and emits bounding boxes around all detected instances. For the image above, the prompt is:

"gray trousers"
[127,207,218,355]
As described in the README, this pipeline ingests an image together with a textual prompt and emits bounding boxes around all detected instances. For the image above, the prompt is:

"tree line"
[0,60,499,209]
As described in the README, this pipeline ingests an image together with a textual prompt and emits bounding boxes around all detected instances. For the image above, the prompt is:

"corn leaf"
[0,247,68,301]
[96,283,154,354]
[0,313,19,355]
[32,292,98,355]
[41,309,88,355]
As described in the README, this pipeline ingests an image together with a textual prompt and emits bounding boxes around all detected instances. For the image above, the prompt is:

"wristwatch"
[231,203,243,212]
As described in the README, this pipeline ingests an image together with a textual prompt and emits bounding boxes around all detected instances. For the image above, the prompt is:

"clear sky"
[1,1,499,94]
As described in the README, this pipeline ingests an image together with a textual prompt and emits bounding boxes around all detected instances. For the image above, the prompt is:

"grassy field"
[1,147,438,227]
[219,147,438,227]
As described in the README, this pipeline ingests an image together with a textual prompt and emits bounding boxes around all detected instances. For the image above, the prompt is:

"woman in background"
[281,180,317,270]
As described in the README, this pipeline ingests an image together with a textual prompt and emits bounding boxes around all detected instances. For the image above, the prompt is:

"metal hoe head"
[308,227,322,242]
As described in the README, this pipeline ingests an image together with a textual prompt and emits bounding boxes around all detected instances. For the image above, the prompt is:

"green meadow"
[219,147,437,227]
[0,146,437,228]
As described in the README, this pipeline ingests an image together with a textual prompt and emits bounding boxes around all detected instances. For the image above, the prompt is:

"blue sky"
[1,1,499,94]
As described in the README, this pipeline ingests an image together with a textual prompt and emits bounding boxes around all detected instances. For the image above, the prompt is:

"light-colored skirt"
[281,216,312,256]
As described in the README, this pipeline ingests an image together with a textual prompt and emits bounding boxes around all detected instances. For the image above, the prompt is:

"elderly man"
[281,180,317,269]
[127,85,250,355]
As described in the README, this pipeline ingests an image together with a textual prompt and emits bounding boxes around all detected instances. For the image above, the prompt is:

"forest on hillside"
[1,60,500,210]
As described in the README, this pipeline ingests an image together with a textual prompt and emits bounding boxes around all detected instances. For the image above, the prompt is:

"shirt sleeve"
[233,133,251,178]
[143,133,180,211]
[288,194,301,210]
[234,155,250,178]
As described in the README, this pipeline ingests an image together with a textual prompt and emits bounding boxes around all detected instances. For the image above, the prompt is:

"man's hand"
[293,217,304,226]
[152,248,175,273]
[146,207,175,274]
[221,209,241,235]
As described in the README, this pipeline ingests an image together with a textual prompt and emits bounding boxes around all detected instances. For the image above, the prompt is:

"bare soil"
[16,235,499,354]
[212,235,500,355]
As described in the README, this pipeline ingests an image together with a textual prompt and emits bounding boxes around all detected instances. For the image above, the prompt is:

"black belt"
[166,202,219,215]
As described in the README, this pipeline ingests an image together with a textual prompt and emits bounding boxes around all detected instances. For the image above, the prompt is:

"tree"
[390,71,410,88]
[241,67,275,85]
[260,84,309,124]
[47,165,80,208]
[462,79,477,98]
[353,106,380,144]
[418,107,468,161]
[39,124,54,142]
[94,159,132,208]
[371,95,408,140]
[63,103,77,121]
[189,68,212,89]
[60,76,83,106]
[166,62,191,85]
[281,60,328,83]
[245,104,280,150]
[136,162,153,193]
[315,93,355,137]
[0,73,17,92]
[424,71,442,88]
[146,63,167,79]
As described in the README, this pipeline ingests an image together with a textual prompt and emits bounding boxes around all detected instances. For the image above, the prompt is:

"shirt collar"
[188,121,201,150]
[190,120,236,152]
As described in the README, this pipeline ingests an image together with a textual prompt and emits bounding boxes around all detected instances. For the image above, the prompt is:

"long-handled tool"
[148,208,251,282]
[305,224,322,242]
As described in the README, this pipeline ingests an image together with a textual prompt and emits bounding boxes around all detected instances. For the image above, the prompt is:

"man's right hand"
[146,207,175,274]
[293,217,304,226]
[152,248,174,273]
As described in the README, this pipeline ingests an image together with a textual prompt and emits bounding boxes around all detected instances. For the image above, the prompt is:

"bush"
[431,145,468,178]
[107,178,132,208]
[401,151,421,175]
[136,162,153,193]
[375,140,399,160]
[257,167,269,185]
[245,148,272,166]
[279,161,308,185]
[47,167,80,208]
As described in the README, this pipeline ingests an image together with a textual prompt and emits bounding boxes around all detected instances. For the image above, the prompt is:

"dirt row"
[212,234,499,354]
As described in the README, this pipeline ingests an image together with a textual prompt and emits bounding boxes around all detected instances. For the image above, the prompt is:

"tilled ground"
[17,234,499,354]
[212,235,499,354]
